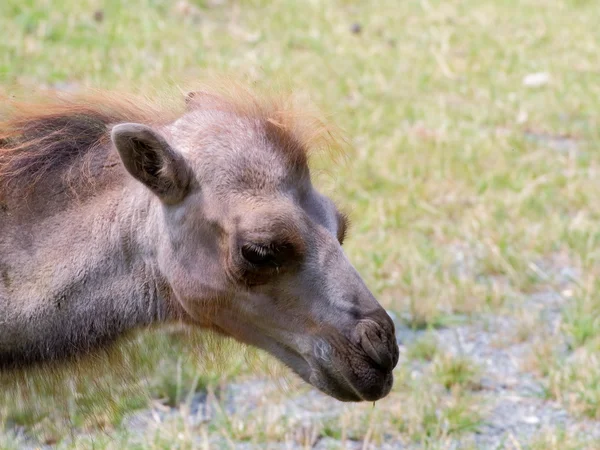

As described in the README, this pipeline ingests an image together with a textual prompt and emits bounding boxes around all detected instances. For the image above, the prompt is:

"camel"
[0,83,398,402]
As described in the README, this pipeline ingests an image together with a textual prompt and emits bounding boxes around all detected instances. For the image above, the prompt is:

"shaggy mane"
[0,80,346,198]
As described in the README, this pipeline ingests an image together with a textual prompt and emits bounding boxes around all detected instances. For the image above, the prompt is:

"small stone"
[93,9,104,22]
[44,436,59,445]
[523,415,540,424]
[522,72,550,87]
[516,109,528,124]
[350,23,362,34]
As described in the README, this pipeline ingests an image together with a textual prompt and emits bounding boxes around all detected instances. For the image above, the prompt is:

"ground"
[1,0,600,448]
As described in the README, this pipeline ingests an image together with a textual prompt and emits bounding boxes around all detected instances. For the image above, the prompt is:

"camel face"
[113,98,399,402]
[1,84,398,402]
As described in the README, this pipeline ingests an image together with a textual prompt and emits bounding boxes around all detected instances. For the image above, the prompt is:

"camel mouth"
[207,313,395,402]
[270,339,394,402]
[306,358,395,402]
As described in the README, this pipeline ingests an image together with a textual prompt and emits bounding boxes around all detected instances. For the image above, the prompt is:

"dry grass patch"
[528,427,597,450]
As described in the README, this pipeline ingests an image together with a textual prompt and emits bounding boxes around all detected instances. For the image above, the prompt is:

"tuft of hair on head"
[0,75,350,201]
[178,75,351,165]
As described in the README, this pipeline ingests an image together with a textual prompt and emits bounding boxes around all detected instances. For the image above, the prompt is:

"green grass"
[390,378,483,444]
[0,329,248,445]
[2,0,600,446]
[433,354,481,391]
[406,333,440,362]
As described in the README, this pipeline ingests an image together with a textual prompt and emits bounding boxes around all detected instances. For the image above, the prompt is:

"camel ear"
[111,123,192,204]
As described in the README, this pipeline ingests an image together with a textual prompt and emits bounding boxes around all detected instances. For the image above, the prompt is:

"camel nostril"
[359,328,396,372]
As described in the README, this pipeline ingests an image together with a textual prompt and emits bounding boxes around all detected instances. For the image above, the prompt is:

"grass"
[0,328,248,445]
[2,0,600,447]
[528,427,597,450]
[406,333,440,362]
[433,354,481,391]
[390,378,483,444]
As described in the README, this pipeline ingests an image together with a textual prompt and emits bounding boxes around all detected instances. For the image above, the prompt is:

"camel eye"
[241,244,278,267]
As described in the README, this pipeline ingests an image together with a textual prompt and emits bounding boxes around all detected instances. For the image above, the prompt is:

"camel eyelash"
[337,211,351,245]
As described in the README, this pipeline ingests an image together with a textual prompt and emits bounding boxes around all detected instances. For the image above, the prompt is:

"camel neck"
[0,182,181,370]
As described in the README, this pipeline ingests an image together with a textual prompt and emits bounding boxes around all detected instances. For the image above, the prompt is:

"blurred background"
[1,0,600,448]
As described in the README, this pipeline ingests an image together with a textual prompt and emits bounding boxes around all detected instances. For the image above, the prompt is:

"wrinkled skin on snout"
[111,101,399,402]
